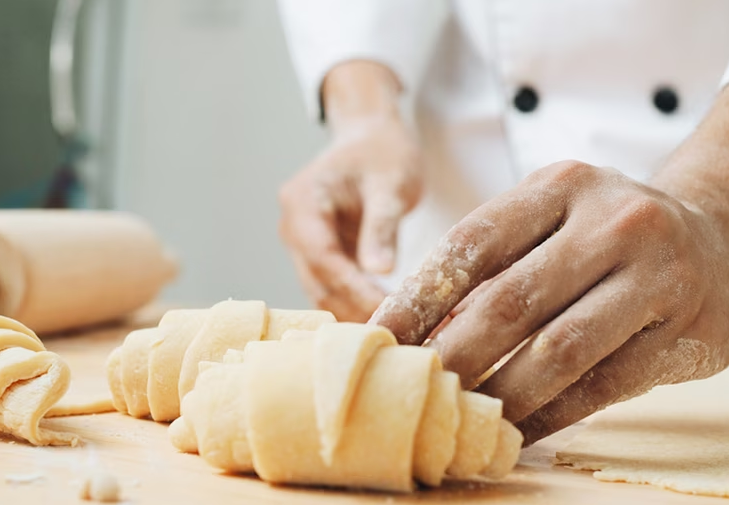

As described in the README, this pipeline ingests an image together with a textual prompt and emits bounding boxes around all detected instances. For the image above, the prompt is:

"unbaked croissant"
[106,300,336,421]
[0,315,78,446]
[169,323,523,492]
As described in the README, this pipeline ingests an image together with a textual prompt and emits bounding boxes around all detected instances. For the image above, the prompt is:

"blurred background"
[0,0,331,308]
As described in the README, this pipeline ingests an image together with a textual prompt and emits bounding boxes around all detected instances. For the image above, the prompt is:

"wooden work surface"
[0,312,724,505]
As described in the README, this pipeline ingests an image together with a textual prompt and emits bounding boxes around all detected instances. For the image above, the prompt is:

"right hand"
[279,111,423,322]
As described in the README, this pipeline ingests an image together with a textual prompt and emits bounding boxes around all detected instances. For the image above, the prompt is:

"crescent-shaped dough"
[106,346,127,414]
[120,328,163,418]
[172,322,523,492]
[412,370,461,486]
[177,300,268,401]
[447,392,502,478]
[107,301,336,422]
[147,309,208,421]
[480,419,524,480]
[0,315,78,446]
[312,323,398,465]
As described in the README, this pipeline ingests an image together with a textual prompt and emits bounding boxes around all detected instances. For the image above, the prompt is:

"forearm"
[322,61,403,133]
[651,86,729,233]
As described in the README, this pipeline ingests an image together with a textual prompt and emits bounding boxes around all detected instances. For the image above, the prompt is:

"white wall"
[106,0,326,308]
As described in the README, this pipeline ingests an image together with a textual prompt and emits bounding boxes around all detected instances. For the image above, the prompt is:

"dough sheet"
[556,369,729,497]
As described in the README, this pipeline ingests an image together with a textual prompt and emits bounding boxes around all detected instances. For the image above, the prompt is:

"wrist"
[651,89,729,235]
[322,60,402,134]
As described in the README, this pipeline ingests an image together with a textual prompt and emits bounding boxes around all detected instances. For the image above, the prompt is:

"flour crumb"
[79,471,121,503]
[5,472,45,484]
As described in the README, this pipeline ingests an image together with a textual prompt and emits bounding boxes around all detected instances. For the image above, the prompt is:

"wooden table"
[1,315,724,504]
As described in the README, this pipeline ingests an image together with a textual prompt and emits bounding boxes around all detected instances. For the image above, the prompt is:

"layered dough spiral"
[106,300,336,421]
[169,323,523,492]
[0,315,78,446]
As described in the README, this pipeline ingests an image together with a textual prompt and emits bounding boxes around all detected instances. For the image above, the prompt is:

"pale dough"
[45,396,114,418]
[0,315,78,446]
[172,322,523,492]
[80,471,121,503]
[556,368,729,498]
[107,300,336,421]
[147,309,207,421]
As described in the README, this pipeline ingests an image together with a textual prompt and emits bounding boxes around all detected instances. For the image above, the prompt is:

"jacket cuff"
[278,0,433,122]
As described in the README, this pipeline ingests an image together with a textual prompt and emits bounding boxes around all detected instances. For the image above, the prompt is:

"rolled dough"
[107,300,336,422]
[172,322,523,492]
[0,315,78,446]
[556,368,729,498]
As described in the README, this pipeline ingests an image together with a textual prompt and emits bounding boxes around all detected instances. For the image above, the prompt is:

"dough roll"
[0,315,78,446]
[107,300,336,421]
[172,322,523,492]
[0,210,177,334]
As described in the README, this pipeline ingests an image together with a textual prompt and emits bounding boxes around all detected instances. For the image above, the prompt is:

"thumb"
[357,188,406,275]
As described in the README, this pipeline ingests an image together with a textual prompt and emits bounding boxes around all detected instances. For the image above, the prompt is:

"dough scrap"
[556,369,729,498]
[45,396,114,418]
[80,471,121,503]
[172,322,523,492]
[106,300,336,422]
[0,315,78,446]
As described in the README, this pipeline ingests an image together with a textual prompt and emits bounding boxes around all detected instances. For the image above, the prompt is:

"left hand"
[370,160,729,445]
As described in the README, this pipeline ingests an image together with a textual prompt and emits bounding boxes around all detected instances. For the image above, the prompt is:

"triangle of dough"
[312,323,397,465]
[178,300,267,401]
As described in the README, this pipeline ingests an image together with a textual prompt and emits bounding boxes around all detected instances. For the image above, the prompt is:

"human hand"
[279,62,423,322]
[370,160,729,444]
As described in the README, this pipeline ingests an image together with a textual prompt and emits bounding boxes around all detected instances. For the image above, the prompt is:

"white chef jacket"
[278,0,729,288]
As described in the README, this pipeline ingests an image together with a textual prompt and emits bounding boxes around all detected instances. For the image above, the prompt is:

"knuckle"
[583,367,621,404]
[446,225,475,253]
[539,159,594,185]
[612,195,673,237]
[538,319,592,366]
[444,215,494,257]
[487,276,532,326]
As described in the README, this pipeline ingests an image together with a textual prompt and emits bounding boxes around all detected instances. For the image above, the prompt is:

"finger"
[357,184,406,275]
[424,279,497,340]
[282,201,385,321]
[370,161,588,344]
[475,263,664,423]
[514,322,694,446]
[292,249,385,323]
[308,254,385,321]
[426,217,622,388]
[290,253,356,319]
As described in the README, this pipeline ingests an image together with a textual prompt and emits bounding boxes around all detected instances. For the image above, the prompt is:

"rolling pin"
[0,210,177,334]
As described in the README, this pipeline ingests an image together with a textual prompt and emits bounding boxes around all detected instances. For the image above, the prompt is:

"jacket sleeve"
[277,0,440,121]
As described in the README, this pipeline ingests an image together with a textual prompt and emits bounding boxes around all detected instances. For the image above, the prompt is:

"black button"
[653,86,679,114]
[513,86,539,113]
